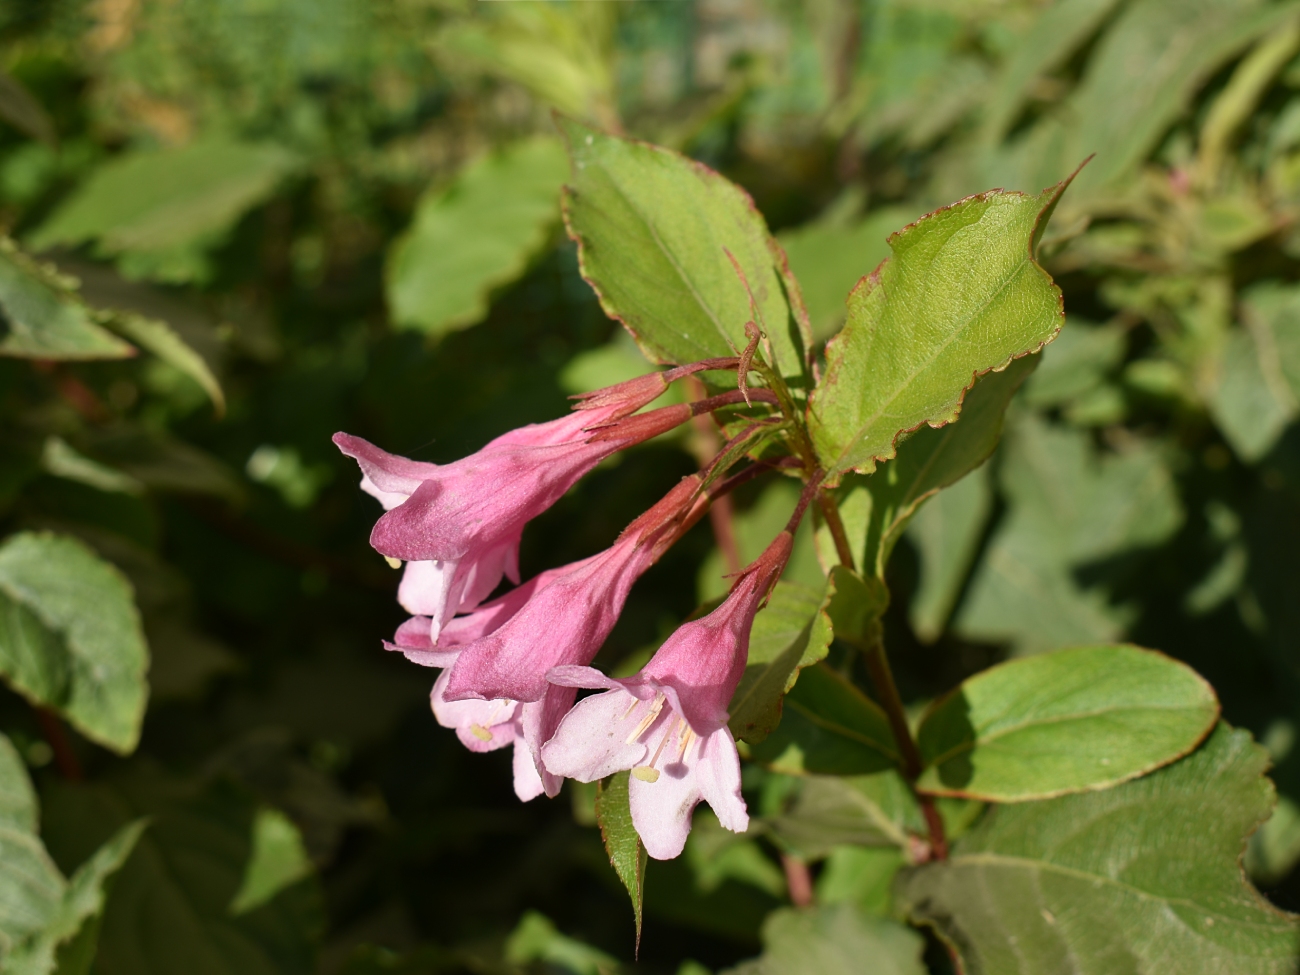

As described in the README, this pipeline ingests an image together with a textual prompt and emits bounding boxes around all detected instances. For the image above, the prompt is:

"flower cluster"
[336,360,810,859]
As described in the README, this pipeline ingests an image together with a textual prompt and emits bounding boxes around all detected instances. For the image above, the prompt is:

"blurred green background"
[4,0,1300,972]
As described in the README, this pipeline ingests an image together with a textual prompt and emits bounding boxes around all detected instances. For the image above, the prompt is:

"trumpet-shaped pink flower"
[335,378,693,637]
[541,531,792,859]
[441,476,706,707]
[338,376,683,567]
[388,475,707,801]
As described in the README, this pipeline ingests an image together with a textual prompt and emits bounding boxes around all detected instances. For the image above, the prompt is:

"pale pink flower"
[440,476,706,707]
[334,380,691,637]
[426,662,572,801]
[541,532,793,859]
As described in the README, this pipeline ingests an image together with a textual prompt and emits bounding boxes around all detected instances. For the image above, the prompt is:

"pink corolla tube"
[541,532,793,859]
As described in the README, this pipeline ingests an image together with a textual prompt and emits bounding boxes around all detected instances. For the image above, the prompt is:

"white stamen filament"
[625,693,666,744]
[632,717,683,784]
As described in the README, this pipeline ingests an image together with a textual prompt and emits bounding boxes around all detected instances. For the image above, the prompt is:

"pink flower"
[427,661,573,801]
[334,378,692,637]
[540,532,793,859]
[440,475,706,707]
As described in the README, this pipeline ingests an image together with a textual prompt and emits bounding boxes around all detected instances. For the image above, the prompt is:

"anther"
[384,556,402,569]
[631,767,660,782]
[469,724,492,742]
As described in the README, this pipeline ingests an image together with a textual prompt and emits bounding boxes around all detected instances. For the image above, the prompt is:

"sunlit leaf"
[916,645,1220,801]
[898,724,1300,974]
[386,137,568,336]
[750,663,898,777]
[561,118,812,389]
[807,179,1069,477]
[30,140,299,256]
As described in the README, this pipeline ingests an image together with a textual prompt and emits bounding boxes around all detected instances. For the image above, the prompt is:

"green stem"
[862,630,948,861]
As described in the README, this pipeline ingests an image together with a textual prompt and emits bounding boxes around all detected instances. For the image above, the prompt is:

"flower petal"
[693,727,748,835]
[540,689,652,783]
[628,752,702,860]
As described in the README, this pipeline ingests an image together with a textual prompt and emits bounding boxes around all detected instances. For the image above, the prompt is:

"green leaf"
[6,821,146,975]
[807,178,1069,477]
[864,355,1036,579]
[778,206,913,341]
[685,809,786,898]
[906,466,992,643]
[749,663,898,777]
[560,118,812,389]
[0,732,144,975]
[898,724,1300,974]
[104,312,226,415]
[1020,318,1127,408]
[29,139,299,256]
[0,240,135,360]
[764,771,921,860]
[0,733,64,959]
[955,413,1183,654]
[0,532,149,754]
[595,771,645,945]
[41,774,322,975]
[814,846,907,916]
[40,437,144,496]
[915,645,1220,801]
[728,581,832,744]
[724,903,925,975]
[386,137,568,336]
[229,808,313,916]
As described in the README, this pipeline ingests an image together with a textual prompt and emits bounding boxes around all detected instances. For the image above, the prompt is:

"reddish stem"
[782,854,815,907]
[35,708,83,781]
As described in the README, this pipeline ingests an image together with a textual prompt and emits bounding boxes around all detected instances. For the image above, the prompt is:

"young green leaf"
[898,723,1300,974]
[386,137,568,336]
[749,663,899,777]
[560,118,812,389]
[728,581,833,744]
[916,645,1220,801]
[594,771,645,945]
[807,178,1070,478]
[0,532,149,754]
[0,241,134,360]
[724,903,925,975]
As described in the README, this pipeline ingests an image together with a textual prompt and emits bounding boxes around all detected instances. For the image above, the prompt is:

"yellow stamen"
[469,724,492,742]
[383,556,402,569]
[631,766,660,782]
[677,726,697,761]
[625,694,666,744]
